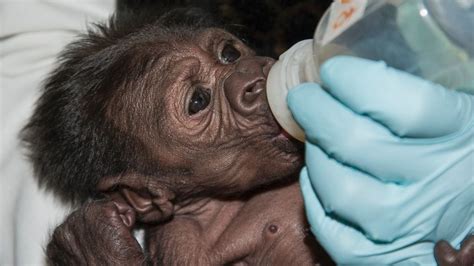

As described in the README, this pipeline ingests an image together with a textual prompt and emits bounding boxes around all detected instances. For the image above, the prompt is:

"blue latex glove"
[287,56,474,265]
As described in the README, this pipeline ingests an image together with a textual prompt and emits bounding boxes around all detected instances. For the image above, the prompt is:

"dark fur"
[21,8,221,205]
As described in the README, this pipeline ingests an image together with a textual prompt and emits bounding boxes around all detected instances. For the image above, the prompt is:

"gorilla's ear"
[97,174,175,224]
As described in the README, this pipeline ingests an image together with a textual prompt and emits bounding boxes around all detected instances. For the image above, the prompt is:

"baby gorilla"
[23,7,471,265]
[22,7,332,265]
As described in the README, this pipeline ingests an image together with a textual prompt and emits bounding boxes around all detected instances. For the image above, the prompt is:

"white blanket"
[0,1,114,264]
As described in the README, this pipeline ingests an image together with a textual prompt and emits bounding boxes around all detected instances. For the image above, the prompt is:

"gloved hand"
[287,56,474,265]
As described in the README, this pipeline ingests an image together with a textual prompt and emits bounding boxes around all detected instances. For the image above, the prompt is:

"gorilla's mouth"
[278,126,294,140]
[261,108,302,155]
[272,123,303,154]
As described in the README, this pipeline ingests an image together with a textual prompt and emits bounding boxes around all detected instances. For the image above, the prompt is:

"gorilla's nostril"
[243,81,264,103]
[225,57,271,116]
[245,84,262,94]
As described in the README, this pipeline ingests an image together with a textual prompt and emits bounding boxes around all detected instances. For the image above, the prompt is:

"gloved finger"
[299,168,327,230]
[288,83,435,183]
[305,143,405,242]
[320,56,474,138]
[300,170,384,263]
[301,172,437,264]
[300,169,364,262]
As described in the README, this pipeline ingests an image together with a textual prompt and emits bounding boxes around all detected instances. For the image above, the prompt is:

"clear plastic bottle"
[267,0,474,142]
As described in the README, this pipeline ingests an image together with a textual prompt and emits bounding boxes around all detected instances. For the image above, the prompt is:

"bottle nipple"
[266,40,318,142]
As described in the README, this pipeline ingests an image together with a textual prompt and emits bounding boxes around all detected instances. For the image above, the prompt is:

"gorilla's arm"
[28,5,471,265]
[47,183,332,266]
[46,200,147,266]
[435,235,474,266]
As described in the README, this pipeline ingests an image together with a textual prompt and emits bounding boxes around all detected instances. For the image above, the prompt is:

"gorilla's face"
[23,8,303,205]
[146,28,303,193]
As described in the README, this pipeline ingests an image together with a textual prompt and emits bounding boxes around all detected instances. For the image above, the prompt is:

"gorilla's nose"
[224,57,275,116]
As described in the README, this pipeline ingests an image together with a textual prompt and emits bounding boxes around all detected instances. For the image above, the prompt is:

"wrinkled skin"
[38,10,472,265]
[91,27,305,224]
[133,28,303,195]
[47,187,473,266]
[47,200,146,266]
[147,182,331,265]
[48,182,333,265]
[43,17,330,265]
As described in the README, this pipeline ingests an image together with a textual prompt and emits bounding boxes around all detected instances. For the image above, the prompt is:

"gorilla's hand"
[435,235,474,266]
[46,200,147,266]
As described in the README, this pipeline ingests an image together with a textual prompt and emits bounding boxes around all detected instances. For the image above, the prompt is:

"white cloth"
[0,1,114,265]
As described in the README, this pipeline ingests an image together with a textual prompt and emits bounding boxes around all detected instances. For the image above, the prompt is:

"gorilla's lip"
[268,115,302,155]
[278,127,294,140]
[272,131,303,155]
[273,124,298,144]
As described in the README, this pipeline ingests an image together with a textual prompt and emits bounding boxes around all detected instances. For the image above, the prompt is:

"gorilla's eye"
[188,87,211,115]
[220,43,241,64]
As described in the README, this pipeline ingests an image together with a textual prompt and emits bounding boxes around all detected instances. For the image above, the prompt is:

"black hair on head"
[21,7,220,205]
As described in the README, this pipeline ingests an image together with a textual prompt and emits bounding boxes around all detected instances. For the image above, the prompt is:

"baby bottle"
[267,0,474,142]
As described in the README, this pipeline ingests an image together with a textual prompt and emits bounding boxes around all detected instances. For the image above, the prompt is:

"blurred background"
[117,0,332,57]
